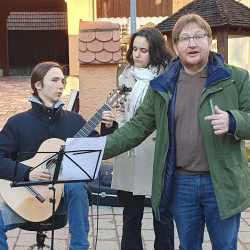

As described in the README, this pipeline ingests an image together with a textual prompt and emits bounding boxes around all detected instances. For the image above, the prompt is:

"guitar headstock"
[118,84,132,95]
[106,85,132,108]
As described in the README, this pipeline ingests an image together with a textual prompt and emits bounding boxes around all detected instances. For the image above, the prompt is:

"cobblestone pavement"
[0,77,31,129]
[0,76,250,249]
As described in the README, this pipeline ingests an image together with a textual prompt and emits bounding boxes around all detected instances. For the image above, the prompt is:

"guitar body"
[0,138,65,222]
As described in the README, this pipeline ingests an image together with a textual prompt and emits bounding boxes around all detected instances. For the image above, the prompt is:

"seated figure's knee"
[65,183,88,198]
[0,213,5,232]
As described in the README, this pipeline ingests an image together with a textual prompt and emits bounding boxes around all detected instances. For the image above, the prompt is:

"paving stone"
[142,229,155,241]
[94,218,116,229]
[142,218,154,230]
[114,214,123,226]
[239,231,250,243]
[202,242,212,250]
[94,240,119,250]
[144,240,154,250]
[95,229,117,240]
[116,225,123,237]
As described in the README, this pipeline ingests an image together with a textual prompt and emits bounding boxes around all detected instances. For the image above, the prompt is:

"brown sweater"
[175,68,209,174]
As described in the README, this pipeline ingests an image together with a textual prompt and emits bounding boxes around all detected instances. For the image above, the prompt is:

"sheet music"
[59,136,106,181]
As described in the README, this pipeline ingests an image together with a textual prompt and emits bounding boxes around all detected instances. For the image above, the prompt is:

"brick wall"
[79,64,117,120]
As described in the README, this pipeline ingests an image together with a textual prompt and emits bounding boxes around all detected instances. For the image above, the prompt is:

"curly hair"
[126,27,173,69]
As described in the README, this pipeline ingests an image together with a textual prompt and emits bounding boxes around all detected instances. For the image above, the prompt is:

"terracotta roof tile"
[157,0,250,33]
[79,21,121,65]
[104,41,120,52]
[87,40,103,52]
[79,42,87,52]
[79,31,95,42]
[80,21,120,31]
[113,52,122,62]
[95,31,113,42]
[79,51,95,63]
[113,30,121,41]
[96,51,113,63]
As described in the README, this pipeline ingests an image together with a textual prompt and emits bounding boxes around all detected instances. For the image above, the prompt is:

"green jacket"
[104,53,250,219]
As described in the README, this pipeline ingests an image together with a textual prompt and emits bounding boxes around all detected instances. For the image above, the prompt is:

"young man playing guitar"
[0,61,116,250]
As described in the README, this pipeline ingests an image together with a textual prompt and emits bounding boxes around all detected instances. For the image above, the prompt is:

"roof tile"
[104,40,120,52]
[87,39,103,52]
[113,30,121,41]
[96,50,113,63]
[79,21,121,65]
[80,21,120,31]
[79,31,95,42]
[79,42,87,52]
[79,51,95,63]
[113,52,122,62]
[7,12,67,31]
[157,0,250,33]
[96,31,113,42]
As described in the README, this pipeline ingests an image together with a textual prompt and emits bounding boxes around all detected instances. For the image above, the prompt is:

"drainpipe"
[130,0,137,34]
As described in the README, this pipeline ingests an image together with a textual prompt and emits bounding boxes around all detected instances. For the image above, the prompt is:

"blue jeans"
[0,182,89,250]
[170,174,240,250]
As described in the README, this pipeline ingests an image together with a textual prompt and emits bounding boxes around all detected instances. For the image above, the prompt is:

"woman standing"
[112,28,174,250]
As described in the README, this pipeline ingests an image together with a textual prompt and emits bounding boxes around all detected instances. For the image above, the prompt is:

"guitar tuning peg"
[106,92,111,101]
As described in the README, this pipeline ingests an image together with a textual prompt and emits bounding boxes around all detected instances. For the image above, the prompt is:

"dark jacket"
[0,101,114,182]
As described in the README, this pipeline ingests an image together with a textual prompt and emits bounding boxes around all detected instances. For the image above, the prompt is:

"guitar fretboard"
[74,103,111,138]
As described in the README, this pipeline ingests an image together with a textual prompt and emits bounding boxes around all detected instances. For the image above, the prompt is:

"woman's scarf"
[118,65,159,122]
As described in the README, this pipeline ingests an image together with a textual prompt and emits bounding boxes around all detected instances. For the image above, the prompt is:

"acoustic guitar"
[0,86,129,222]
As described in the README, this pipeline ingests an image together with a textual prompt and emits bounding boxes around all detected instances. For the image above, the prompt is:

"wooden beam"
[216,29,228,64]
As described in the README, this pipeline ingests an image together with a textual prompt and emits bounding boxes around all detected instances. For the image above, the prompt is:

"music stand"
[11,137,105,250]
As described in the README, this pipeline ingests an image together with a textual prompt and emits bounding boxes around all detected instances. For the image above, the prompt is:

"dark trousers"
[118,190,174,250]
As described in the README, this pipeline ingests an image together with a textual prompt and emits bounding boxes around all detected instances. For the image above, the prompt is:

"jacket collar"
[150,57,181,94]
[28,95,64,109]
[150,52,231,93]
[205,52,231,87]
[29,96,64,118]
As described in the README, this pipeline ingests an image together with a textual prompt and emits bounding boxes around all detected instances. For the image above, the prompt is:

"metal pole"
[130,0,137,34]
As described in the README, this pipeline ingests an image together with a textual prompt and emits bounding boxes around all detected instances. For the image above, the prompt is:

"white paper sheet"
[58,136,106,181]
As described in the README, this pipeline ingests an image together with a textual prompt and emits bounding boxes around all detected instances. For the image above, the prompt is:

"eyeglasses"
[178,33,208,46]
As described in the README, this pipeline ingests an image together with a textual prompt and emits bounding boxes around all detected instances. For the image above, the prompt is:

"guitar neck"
[74,103,111,138]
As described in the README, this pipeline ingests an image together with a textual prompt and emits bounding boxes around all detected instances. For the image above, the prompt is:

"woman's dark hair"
[31,61,61,96]
[126,27,173,69]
